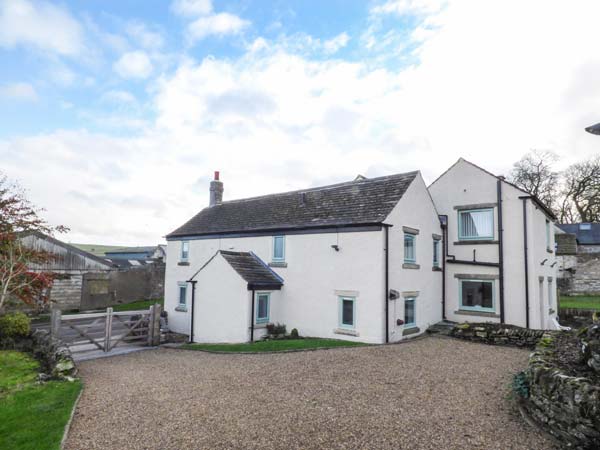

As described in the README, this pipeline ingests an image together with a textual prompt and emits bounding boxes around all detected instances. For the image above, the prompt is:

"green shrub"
[266,323,286,338]
[0,313,31,338]
[290,328,299,339]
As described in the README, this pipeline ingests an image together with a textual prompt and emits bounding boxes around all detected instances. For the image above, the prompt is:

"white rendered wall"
[384,173,443,342]
[428,159,558,329]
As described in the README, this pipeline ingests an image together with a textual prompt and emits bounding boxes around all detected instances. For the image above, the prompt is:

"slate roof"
[167,171,419,238]
[219,251,283,289]
[105,246,158,255]
[557,223,600,245]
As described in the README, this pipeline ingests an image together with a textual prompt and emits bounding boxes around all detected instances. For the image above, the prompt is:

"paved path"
[64,337,556,450]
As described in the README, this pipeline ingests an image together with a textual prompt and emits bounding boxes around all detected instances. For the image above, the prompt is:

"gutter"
[497,179,505,324]
[522,198,530,328]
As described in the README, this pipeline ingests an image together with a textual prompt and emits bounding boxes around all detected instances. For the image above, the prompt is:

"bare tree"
[561,156,600,223]
[508,150,560,212]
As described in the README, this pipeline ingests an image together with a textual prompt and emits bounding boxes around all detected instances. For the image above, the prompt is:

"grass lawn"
[0,351,82,450]
[111,298,163,312]
[560,296,600,310]
[183,338,368,353]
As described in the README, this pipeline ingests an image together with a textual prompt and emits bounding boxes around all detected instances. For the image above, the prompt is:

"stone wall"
[449,322,545,348]
[558,252,600,296]
[517,332,600,449]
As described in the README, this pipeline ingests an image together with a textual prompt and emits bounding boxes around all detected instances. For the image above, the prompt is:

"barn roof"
[219,251,283,290]
[557,223,600,245]
[167,171,419,238]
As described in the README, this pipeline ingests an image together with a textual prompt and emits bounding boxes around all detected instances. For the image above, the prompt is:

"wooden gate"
[50,304,161,355]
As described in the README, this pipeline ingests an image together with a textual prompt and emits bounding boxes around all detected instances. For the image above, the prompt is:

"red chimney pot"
[214,171,220,181]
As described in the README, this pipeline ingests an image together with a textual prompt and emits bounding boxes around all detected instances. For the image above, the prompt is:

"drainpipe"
[440,216,448,320]
[497,179,505,324]
[250,289,255,343]
[187,280,197,344]
[384,225,390,344]
[522,198,530,328]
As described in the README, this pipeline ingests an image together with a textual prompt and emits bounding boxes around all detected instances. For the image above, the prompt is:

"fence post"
[147,305,155,347]
[104,307,113,352]
[50,308,61,339]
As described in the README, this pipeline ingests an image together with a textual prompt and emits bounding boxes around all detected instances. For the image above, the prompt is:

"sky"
[0,0,599,246]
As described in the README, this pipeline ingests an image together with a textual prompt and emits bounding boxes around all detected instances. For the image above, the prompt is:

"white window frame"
[433,239,441,268]
[404,297,416,327]
[272,235,285,262]
[256,292,270,324]
[177,282,187,309]
[338,296,356,330]
[459,279,495,313]
[404,233,416,263]
[545,220,551,250]
[180,241,190,262]
[458,208,494,241]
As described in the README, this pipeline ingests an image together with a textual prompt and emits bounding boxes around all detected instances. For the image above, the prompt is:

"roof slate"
[167,171,419,238]
[220,251,283,289]
[557,223,600,245]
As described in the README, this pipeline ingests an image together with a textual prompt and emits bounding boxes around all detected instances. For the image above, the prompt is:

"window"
[459,280,494,312]
[433,239,441,268]
[256,293,270,324]
[545,220,551,250]
[272,236,285,261]
[181,241,189,261]
[178,283,187,308]
[338,296,355,329]
[404,234,416,263]
[404,297,416,327]
[458,208,494,240]
[580,223,591,230]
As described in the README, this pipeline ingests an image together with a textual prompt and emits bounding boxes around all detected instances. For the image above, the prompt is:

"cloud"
[187,12,249,42]
[100,90,137,105]
[113,51,153,79]
[3,0,600,246]
[370,0,445,16]
[323,32,350,54]
[0,0,84,56]
[171,0,213,17]
[126,21,164,49]
[0,82,37,101]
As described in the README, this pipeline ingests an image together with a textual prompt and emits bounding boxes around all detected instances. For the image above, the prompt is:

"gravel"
[64,337,556,450]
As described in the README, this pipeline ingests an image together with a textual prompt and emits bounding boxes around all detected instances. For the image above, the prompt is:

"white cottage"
[165,159,560,344]
[428,158,560,330]
[165,170,442,344]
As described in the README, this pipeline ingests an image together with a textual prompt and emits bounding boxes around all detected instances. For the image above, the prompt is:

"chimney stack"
[209,171,223,206]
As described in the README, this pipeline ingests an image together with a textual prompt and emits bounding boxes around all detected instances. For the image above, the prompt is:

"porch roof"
[220,251,283,290]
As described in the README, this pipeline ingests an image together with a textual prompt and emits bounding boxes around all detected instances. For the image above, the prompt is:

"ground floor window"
[459,279,494,312]
[404,297,416,327]
[339,296,355,329]
[178,283,187,308]
[256,293,270,324]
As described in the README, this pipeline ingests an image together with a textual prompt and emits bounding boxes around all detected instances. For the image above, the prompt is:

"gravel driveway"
[64,337,555,450]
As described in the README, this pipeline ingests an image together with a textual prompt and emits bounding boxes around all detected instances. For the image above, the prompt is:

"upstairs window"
[433,239,441,268]
[458,208,494,240]
[404,234,416,263]
[272,236,285,262]
[180,241,189,261]
[256,293,270,324]
[546,220,551,250]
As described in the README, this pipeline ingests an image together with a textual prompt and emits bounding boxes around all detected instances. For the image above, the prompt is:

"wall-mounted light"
[550,262,557,268]
[331,244,340,251]
[541,258,548,265]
